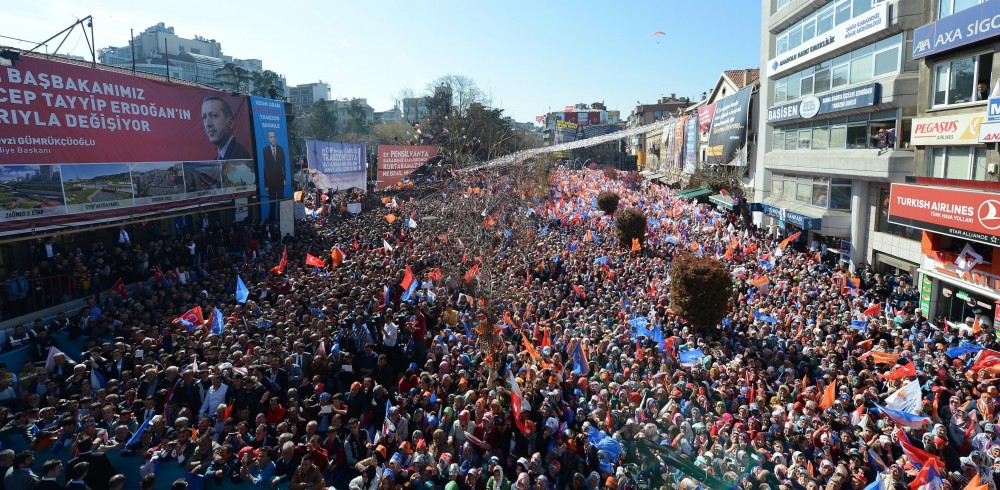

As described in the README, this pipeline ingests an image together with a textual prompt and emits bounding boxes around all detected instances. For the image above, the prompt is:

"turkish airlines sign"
[888,183,1000,246]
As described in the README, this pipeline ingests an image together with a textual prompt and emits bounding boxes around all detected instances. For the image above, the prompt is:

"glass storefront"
[936,281,997,324]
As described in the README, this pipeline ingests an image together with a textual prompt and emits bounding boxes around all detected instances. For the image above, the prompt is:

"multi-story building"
[755,0,925,269]
[99,23,286,93]
[627,95,693,167]
[326,98,375,133]
[289,81,332,116]
[885,0,1000,324]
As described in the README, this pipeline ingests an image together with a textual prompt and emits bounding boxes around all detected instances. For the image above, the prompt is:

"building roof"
[723,69,760,89]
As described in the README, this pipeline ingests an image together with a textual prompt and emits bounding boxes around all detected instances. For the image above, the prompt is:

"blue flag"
[503,229,511,239]
[759,259,774,271]
[946,342,984,358]
[236,276,249,304]
[849,320,868,331]
[587,426,622,462]
[594,256,608,265]
[210,307,225,335]
[123,411,155,452]
[753,310,778,324]
[570,342,589,376]
[540,225,550,236]
[401,279,418,302]
[863,473,883,490]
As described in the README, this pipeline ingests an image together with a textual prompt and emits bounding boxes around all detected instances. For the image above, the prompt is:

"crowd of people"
[0,166,998,490]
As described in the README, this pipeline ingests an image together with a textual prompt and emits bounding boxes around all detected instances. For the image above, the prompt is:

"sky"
[3,0,761,124]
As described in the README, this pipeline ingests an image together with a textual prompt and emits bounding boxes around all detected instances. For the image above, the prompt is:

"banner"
[554,120,578,145]
[684,116,698,173]
[910,113,984,146]
[707,86,754,166]
[672,117,685,170]
[697,103,716,135]
[250,96,290,223]
[306,141,366,191]
[767,2,888,76]
[0,55,255,231]
[913,1,1000,59]
[766,83,881,123]
[888,183,1000,246]
[376,145,438,190]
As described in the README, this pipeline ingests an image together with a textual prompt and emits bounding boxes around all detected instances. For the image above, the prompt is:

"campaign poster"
[684,116,698,173]
[697,103,716,135]
[376,145,439,190]
[306,140,367,191]
[249,96,291,223]
[706,87,754,166]
[0,55,254,232]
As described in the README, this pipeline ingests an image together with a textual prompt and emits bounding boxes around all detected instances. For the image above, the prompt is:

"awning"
[677,186,712,200]
[709,194,736,210]
[760,197,824,231]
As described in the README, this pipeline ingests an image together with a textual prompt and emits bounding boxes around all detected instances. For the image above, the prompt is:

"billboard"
[376,145,438,190]
[912,1,1000,59]
[249,96,290,223]
[910,113,984,146]
[888,183,1000,246]
[0,55,255,230]
[706,86,754,165]
[554,120,578,145]
[306,141,366,191]
[684,116,698,173]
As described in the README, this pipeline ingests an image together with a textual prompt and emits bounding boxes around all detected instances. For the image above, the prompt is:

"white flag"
[886,379,922,415]
[383,239,394,252]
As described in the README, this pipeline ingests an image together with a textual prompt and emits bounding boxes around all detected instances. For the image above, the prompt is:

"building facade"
[755,0,926,268]
[289,81,332,116]
[888,0,1000,325]
[99,23,286,93]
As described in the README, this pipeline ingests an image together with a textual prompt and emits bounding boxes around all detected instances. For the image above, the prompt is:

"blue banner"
[766,83,880,123]
[250,96,291,223]
[684,117,697,173]
[306,141,367,192]
[913,2,1000,59]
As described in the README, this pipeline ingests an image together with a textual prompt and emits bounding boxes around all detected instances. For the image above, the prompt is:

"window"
[773,34,902,104]
[769,111,898,152]
[773,130,786,151]
[830,179,852,210]
[939,0,988,19]
[798,129,812,150]
[776,0,881,57]
[815,63,832,93]
[770,174,853,210]
[875,187,922,240]
[812,127,830,150]
[775,80,788,103]
[927,147,990,180]
[830,126,847,148]
[846,124,869,148]
[932,53,993,106]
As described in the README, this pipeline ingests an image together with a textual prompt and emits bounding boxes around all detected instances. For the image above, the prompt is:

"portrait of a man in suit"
[202,96,249,160]
[262,130,287,222]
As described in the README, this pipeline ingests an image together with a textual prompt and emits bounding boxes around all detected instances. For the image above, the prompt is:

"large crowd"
[0,166,998,490]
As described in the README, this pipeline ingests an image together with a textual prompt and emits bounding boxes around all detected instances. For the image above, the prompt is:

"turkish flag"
[880,362,917,380]
[305,254,326,268]
[111,278,127,300]
[269,246,288,275]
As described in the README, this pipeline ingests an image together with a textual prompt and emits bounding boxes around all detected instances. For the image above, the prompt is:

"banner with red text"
[376,145,439,190]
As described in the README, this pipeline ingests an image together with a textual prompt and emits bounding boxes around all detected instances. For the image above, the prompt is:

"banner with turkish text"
[376,145,438,190]
[307,141,366,191]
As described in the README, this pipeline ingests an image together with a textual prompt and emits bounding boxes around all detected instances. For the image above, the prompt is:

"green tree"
[614,207,647,248]
[215,62,249,92]
[346,99,371,135]
[668,252,734,336]
[249,70,283,99]
[596,191,620,215]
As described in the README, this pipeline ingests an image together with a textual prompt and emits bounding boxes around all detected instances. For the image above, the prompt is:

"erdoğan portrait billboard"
[0,55,255,233]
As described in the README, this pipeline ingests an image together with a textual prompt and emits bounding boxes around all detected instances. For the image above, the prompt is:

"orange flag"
[541,329,552,348]
[330,247,344,267]
[819,379,836,410]
[870,351,901,365]
[724,245,734,261]
[779,231,802,249]
[464,264,480,282]
[522,333,542,360]
[269,246,288,275]
[631,238,642,252]
[965,473,981,490]
[973,315,982,335]
[386,213,397,224]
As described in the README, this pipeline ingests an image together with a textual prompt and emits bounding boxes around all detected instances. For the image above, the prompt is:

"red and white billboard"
[0,55,254,232]
[888,183,1000,246]
[697,103,716,134]
[376,145,438,190]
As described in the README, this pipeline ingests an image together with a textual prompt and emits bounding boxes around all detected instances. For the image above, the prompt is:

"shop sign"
[888,183,1000,246]
[913,1,1000,59]
[768,2,889,76]
[920,275,932,317]
[933,260,1000,296]
[762,204,822,231]
[911,113,985,146]
[766,83,881,123]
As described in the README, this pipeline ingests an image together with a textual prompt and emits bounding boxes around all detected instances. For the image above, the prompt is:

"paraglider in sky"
[651,31,666,37]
